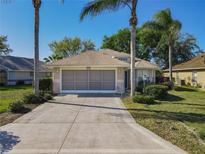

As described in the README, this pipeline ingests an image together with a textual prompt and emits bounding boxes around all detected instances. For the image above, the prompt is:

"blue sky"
[0,0,204,60]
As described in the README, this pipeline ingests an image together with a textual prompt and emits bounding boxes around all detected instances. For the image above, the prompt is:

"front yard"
[0,85,32,113]
[123,86,205,154]
[0,85,38,126]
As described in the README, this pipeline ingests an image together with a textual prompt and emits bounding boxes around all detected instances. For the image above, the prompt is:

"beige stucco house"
[48,49,158,94]
[163,53,205,88]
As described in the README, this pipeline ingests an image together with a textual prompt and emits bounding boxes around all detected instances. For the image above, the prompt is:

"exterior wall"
[53,68,61,94]
[7,71,52,85]
[52,67,125,94]
[197,71,205,88]
[135,69,156,86]
[163,70,205,88]
[116,68,125,93]
[8,71,32,81]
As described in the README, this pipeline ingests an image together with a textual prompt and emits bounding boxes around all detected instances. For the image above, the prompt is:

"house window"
[192,71,197,82]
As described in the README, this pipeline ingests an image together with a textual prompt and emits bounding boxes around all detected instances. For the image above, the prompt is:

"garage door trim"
[60,68,117,93]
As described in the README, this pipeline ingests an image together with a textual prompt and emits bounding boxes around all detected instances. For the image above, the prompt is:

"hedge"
[144,84,169,99]
[133,94,155,104]
[39,78,52,92]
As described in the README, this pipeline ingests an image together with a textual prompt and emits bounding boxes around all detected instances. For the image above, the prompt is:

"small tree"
[0,35,12,55]
[47,37,95,62]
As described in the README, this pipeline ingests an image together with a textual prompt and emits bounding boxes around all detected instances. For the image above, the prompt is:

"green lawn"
[123,87,205,154]
[0,85,32,113]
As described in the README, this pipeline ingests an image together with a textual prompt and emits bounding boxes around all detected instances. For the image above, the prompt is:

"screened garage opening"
[62,70,115,91]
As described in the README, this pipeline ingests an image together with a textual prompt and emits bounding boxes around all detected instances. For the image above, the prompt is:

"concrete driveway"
[0,94,186,154]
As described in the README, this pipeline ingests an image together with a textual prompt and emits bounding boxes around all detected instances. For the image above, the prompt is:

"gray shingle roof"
[0,56,48,71]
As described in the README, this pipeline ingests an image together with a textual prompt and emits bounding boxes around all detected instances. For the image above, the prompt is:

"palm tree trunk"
[169,43,172,82]
[33,0,41,96]
[130,0,137,97]
[130,26,136,96]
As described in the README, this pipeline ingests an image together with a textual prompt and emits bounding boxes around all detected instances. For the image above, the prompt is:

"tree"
[141,9,201,71]
[102,28,131,54]
[80,0,138,96]
[0,35,12,55]
[47,37,95,62]
[32,0,41,96]
[43,54,63,63]
[82,39,96,52]
[153,33,200,68]
[141,9,181,81]
[101,28,152,60]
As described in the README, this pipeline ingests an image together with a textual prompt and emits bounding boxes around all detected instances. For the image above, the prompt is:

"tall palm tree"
[80,0,138,96]
[142,9,181,81]
[33,0,41,96]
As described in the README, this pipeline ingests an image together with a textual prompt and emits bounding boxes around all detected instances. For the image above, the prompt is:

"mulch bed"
[0,104,40,127]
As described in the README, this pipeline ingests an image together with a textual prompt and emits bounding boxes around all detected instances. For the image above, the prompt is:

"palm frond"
[80,0,131,21]
[154,9,172,27]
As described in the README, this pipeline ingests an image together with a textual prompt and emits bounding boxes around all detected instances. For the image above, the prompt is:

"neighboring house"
[0,56,51,86]
[163,52,205,88]
[48,49,158,94]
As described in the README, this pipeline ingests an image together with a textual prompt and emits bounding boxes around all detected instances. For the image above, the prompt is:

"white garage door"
[62,70,115,91]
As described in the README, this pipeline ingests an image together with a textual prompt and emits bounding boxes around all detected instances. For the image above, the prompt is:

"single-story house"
[163,52,205,88]
[0,56,51,86]
[48,49,158,94]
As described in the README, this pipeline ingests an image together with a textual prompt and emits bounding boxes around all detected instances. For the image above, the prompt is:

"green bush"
[42,93,53,100]
[144,84,168,99]
[133,94,155,104]
[39,78,52,92]
[9,101,25,113]
[23,94,44,104]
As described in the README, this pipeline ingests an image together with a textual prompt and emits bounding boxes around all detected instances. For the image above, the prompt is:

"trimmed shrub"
[133,95,155,104]
[9,101,25,113]
[23,94,44,104]
[144,84,168,99]
[39,78,52,93]
[43,93,53,100]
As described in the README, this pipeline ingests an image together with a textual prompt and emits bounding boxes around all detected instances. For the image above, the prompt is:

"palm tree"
[142,9,181,82]
[44,54,63,63]
[80,0,138,96]
[33,0,41,96]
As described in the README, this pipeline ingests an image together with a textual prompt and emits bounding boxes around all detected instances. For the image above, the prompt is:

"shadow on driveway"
[48,101,205,124]
[0,131,20,154]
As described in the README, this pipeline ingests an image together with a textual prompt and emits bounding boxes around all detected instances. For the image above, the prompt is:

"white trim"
[163,67,205,72]
[48,65,128,68]
[61,90,117,94]
[60,67,118,93]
